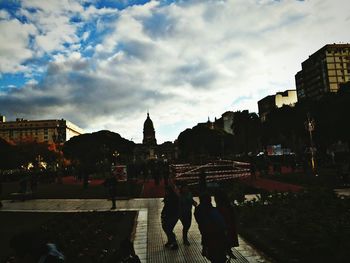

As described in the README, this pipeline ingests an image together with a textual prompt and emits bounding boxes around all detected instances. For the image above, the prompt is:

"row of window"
[327,49,350,55]
[0,122,60,129]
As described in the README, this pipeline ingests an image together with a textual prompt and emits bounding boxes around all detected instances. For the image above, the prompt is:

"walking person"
[161,186,180,250]
[119,238,141,263]
[194,192,228,263]
[0,170,3,208]
[179,183,197,245]
[104,174,117,209]
[163,162,169,186]
[214,190,239,259]
[10,231,65,263]
[198,170,207,193]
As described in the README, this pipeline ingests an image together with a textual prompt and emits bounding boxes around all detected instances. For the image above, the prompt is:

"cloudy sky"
[0,0,349,143]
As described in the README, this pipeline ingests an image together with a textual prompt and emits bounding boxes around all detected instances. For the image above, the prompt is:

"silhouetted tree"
[63,130,135,173]
[177,125,234,162]
[232,111,261,155]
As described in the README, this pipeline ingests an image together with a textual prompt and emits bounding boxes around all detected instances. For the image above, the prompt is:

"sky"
[0,0,349,143]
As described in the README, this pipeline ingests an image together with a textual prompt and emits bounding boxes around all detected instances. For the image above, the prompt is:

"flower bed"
[236,188,350,263]
[1,211,136,263]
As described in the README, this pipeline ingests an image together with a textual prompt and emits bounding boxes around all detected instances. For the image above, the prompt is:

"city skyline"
[0,0,350,143]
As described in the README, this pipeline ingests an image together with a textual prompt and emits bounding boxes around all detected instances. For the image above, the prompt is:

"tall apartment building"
[258,90,297,122]
[295,43,350,101]
[0,116,83,143]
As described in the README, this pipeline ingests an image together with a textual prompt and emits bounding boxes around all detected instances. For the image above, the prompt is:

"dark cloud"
[0,65,170,129]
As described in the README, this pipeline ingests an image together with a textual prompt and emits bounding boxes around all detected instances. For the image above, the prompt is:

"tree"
[63,130,135,173]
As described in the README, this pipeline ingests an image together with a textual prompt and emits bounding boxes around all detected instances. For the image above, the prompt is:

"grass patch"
[0,211,136,263]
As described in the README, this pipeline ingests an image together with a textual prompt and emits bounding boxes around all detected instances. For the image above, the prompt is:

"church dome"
[143,113,157,146]
[144,113,154,130]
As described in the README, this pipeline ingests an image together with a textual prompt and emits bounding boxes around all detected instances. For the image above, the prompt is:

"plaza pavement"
[1,198,272,263]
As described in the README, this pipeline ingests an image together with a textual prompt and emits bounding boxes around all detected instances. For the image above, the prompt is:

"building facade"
[295,43,350,101]
[0,116,83,143]
[258,90,297,122]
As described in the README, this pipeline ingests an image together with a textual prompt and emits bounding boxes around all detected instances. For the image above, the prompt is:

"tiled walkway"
[1,199,271,263]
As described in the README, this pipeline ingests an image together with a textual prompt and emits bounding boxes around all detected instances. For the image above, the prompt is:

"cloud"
[0,9,10,20]
[1,0,350,143]
[0,18,37,73]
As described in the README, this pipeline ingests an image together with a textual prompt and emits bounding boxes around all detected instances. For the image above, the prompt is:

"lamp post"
[35,154,42,168]
[113,150,119,166]
[52,131,63,183]
[305,113,317,176]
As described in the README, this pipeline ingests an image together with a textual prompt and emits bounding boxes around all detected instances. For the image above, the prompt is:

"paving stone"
[1,198,272,263]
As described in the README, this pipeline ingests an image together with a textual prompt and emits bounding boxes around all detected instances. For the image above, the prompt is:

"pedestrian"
[340,157,349,186]
[104,174,117,209]
[30,171,38,193]
[154,162,160,186]
[142,163,148,182]
[194,192,227,263]
[214,190,239,259]
[19,177,28,193]
[119,238,141,263]
[198,170,207,193]
[161,186,180,250]
[10,231,65,263]
[163,162,169,186]
[250,160,256,181]
[0,170,3,208]
[179,183,197,245]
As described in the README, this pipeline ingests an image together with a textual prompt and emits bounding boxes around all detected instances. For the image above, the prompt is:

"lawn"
[0,211,136,263]
[236,188,350,263]
[1,180,143,200]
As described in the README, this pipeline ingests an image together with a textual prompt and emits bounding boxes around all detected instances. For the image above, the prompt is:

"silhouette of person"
[250,160,256,181]
[10,231,64,263]
[179,183,197,245]
[161,186,179,250]
[19,177,27,194]
[0,171,3,208]
[199,170,207,193]
[163,162,169,186]
[142,163,149,182]
[30,171,38,193]
[153,162,160,186]
[214,190,239,259]
[194,192,227,263]
[119,238,141,263]
[104,174,117,209]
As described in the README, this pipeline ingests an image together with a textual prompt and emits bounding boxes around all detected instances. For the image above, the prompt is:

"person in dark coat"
[163,162,169,186]
[119,238,141,263]
[214,190,239,259]
[179,183,197,245]
[0,171,3,208]
[198,171,207,193]
[194,192,227,263]
[10,231,65,263]
[104,175,117,209]
[161,186,180,250]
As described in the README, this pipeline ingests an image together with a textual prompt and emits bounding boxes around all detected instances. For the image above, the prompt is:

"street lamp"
[305,113,317,176]
[52,131,63,183]
[113,150,119,166]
